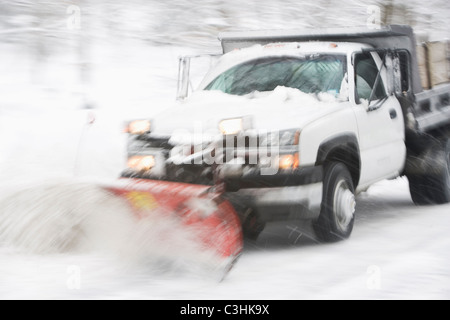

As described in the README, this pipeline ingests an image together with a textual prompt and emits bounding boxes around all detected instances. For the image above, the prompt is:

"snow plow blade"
[104,179,243,266]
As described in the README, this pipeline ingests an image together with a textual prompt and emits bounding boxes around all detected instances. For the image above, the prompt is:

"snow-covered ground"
[1,0,450,300]
[0,178,449,300]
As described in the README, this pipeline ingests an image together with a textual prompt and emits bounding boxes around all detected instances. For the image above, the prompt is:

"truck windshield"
[204,55,346,96]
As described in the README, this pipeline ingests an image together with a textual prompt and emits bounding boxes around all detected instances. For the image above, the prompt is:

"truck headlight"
[127,155,156,171]
[278,154,299,170]
[219,117,252,135]
[280,130,300,146]
[219,118,243,135]
[125,120,151,135]
[259,130,300,147]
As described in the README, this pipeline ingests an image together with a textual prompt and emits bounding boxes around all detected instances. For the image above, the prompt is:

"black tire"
[313,162,356,243]
[432,139,450,204]
[408,175,434,205]
[408,140,450,205]
[242,209,266,241]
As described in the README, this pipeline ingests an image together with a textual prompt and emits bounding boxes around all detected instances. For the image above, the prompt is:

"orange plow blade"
[104,179,243,268]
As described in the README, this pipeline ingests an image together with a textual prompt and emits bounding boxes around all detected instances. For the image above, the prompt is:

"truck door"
[351,52,406,188]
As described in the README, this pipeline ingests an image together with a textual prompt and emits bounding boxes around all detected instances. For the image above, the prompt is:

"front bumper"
[227,183,323,222]
[223,165,323,190]
[224,165,324,222]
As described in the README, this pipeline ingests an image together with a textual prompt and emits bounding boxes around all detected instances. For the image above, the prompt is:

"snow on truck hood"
[150,86,343,139]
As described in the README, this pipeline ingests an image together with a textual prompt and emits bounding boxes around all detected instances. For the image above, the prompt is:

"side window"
[355,53,387,104]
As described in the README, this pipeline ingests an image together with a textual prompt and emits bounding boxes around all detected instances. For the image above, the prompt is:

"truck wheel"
[432,139,450,204]
[408,140,450,205]
[408,175,434,205]
[313,162,356,243]
[241,209,266,241]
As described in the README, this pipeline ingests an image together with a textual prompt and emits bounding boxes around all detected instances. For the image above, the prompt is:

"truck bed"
[415,83,450,132]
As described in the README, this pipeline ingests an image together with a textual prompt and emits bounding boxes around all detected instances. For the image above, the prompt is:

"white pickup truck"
[122,25,450,242]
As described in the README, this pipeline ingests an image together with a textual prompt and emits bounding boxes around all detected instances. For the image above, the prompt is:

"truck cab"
[195,41,407,192]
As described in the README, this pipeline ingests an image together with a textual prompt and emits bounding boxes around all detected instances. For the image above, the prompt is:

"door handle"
[389,109,397,119]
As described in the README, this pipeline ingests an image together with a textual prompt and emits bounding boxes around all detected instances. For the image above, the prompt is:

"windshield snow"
[205,55,347,96]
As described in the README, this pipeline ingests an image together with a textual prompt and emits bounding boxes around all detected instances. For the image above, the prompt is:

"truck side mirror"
[176,54,223,100]
[177,56,191,100]
[392,51,410,96]
[391,54,403,95]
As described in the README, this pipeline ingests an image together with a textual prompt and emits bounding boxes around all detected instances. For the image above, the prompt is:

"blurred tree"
[74,0,93,108]
[1,0,449,95]
[378,0,413,26]
[31,1,48,84]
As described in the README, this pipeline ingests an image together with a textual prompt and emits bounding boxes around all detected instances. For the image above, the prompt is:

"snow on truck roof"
[198,41,371,90]
[219,25,415,53]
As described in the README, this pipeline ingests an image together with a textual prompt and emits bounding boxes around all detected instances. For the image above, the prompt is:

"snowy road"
[0,177,449,300]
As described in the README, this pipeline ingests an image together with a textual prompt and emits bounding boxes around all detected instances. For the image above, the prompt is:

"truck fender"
[315,133,361,187]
